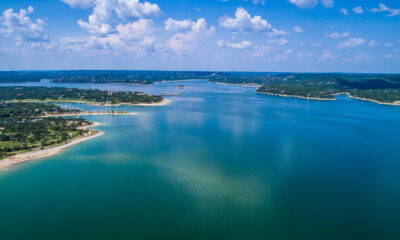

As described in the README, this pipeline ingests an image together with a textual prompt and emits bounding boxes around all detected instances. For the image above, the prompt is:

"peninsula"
[0,100,138,169]
[0,86,166,106]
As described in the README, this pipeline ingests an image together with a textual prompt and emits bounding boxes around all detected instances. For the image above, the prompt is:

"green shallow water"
[1,80,400,239]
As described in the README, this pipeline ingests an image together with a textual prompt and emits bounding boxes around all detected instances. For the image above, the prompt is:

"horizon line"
[1,70,400,75]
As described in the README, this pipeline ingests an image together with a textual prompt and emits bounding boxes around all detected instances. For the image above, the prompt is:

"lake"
[0,80,400,239]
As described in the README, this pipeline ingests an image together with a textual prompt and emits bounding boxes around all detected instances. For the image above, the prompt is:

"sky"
[0,0,399,73]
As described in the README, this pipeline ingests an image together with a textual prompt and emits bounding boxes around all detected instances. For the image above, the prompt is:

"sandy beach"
[216,82,262,88]
[257,92,335,101]
[132,98,170,106]
[8,98,170,107]
[42,112,138,117]
[0,125,104,171]
[346,94,400,106]
[258,92,400,106]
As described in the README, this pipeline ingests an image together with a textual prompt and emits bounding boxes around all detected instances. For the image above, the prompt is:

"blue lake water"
[0,80,400,239]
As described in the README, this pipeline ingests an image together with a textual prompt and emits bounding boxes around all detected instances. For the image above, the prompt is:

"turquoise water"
[1,80,400,239]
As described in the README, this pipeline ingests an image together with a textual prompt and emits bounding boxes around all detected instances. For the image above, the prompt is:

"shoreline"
[216,82,262,88]
[41,112,138,117]
[257,92,335,101]
[7,98,170,107]
[258,91,400,106]
[0,124,104,171]
[129,98,170,106]
[345,94,400,106]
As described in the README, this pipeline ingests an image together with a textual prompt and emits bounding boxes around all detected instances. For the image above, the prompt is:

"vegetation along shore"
[0,86,165,106]
[0,86,166,169]
[1,71,400,105]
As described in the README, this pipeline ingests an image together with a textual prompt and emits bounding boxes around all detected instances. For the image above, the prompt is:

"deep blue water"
[0,80,400,239]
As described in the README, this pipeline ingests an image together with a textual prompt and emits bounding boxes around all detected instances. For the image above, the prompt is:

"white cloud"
[217,40,254,49]
[219,8,272,33]
[0,6,48,44]
[352,6,364,14]
[166,18,215,54]
[61,0,94,8]
[326,31,349,39]
[338,38,366,49]
[252,0,266,4]
[164,18,194,32]
[385,43,393,47]
[267,28,289,37]
[114,0,162,21]
[340,8,350,15]
[71,0,162,35]
[269,38,288,45]
[368,40,379,47]
[115,19,155,41]
[36,18,158,55]
[284,49,293,54]
[289,0,319,9]
[294,26,304,33]
[321,0,334,8]
[370,3,400,17]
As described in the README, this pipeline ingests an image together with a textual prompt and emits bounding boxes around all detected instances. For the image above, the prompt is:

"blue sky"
[0,0,399,73]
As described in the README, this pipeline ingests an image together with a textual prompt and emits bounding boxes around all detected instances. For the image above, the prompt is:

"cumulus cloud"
[50,0,164,57]
[164,18,194,32]
[166,18,215,54]
[114,0,161,21]
[217,40,254,49]
[70,0,162,35]
[35,18,158,55]
[219,8,272,33]
[115,19,155,41]
[61,0,94,8]
[0,6,48,44]
[288,0,335,10]
[353,6,364,14]
[34,1,164,56]
[326,31,349,39]
[338,38,366,49]
[370,3,400,17]
[289,0,319,9]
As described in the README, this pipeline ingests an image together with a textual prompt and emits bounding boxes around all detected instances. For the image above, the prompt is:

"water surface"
[0,80,400,240]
